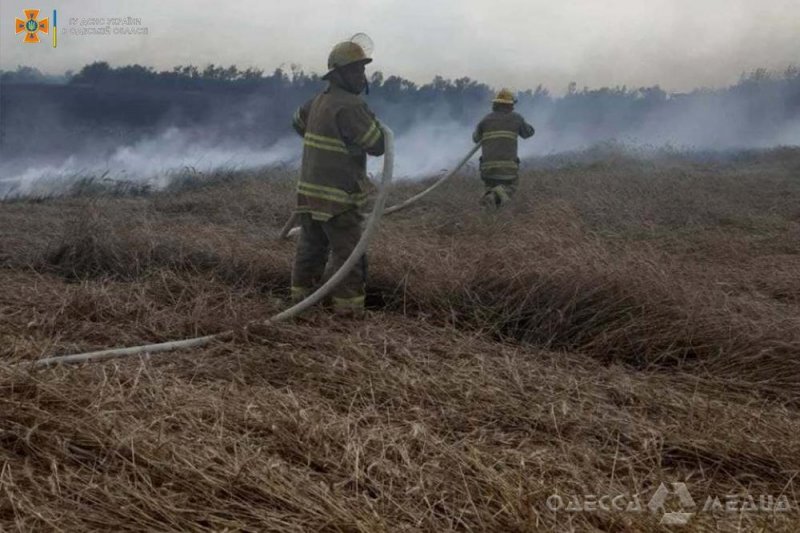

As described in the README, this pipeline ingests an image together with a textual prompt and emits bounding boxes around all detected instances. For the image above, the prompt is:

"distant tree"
[71,61,112,84]
[5,60,799,157]
[533,84,551,99]
[1,65,67,84]
[242,67,264,80]
[567,81,577,96]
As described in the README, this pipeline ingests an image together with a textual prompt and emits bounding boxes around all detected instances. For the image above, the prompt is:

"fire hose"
[279,142,481,239]
[31,126,396,369]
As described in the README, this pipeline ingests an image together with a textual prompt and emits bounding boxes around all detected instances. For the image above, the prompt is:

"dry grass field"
[1,147,800,531]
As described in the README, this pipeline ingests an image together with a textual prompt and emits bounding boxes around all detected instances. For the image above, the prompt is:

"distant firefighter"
[473,88,535,208]
[289,35,385,317]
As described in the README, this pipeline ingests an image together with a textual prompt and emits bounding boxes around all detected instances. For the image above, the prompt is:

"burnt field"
[1,148,800,531]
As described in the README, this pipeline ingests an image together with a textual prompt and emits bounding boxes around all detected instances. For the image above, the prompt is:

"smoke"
[371,119,478,179]
[4,109,798,198]
[104,128,299,177]
[0,124,475,197]
[1,70,799,198]
[0,128,300,197]
[0,123,479,197]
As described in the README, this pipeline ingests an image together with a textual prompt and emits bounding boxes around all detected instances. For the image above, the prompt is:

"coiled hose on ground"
[31,126,397,369]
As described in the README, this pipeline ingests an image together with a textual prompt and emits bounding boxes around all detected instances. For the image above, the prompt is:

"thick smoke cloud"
[0,64,798,196]
[0,129,300,197]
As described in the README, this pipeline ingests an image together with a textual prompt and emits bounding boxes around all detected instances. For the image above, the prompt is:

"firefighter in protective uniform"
[472,88,535,207]
[289,38,385,316]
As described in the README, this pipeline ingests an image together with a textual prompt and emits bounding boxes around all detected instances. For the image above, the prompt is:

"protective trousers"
[290,210,367,313]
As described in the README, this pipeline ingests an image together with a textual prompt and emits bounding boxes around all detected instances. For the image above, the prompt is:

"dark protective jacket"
[291,84,385,221]
[472,110,535,180]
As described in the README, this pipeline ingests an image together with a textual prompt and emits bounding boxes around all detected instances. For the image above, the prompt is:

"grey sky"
[2,0,798,92]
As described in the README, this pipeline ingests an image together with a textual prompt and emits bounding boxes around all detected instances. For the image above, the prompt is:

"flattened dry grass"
[1,149,800,531]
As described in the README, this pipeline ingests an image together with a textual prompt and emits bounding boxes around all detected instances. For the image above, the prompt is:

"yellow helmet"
[323,35,373,80]
[492,88,517,105]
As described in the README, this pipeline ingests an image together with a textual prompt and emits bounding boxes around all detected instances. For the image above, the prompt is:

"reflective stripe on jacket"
[292,84,384,221]
[472,110,534,180]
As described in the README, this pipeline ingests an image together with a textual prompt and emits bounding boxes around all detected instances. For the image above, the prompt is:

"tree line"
[1,62,798,160]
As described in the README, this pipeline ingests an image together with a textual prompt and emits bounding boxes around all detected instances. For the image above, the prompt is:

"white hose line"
[264,125,393,323]
[383,143,479,216]
[31,334,223,369]
[30,126,396,369]
[281,142,480,239]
